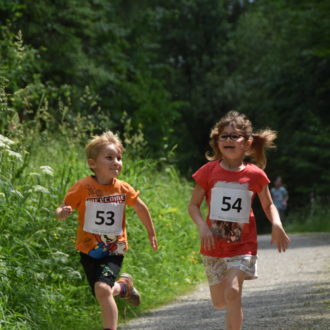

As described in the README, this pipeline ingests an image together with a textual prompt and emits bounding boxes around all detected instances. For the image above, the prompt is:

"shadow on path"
[257,232,330,249]
[120,233,330,330]
[120,280,330,329]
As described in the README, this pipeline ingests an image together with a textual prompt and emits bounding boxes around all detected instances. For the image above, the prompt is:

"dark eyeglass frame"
[218,134,246,141]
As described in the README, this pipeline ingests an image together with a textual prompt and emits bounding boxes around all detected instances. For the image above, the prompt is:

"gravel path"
[119,233,330,330]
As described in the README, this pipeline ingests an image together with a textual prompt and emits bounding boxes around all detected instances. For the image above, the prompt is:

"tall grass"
[1,128,329,329]
[285,203,330,233]
[0,132,203,329]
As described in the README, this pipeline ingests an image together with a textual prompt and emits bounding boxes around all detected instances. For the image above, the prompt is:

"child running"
[56,131,158,330]
[188,111,290,330]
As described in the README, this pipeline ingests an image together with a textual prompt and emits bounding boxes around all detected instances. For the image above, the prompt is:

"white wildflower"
[40,165,54,176]
[0,135,15,147]
[9,188,24,199]
[29,172,41,178]
[6,150,22,160]
[32,185,49,194]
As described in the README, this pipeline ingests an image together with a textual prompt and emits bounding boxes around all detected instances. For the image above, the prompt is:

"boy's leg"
[94,275,140,328]
[80,253,124,329]
[95,281,118,329]
[117,273,141,306]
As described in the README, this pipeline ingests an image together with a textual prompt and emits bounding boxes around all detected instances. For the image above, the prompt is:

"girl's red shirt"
[192,161,269,257]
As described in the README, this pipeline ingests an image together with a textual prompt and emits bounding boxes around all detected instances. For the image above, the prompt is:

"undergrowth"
[0,131,203,330]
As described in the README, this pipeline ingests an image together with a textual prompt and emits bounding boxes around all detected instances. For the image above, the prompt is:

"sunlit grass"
[0,132,203,329]
[285,204,330,233]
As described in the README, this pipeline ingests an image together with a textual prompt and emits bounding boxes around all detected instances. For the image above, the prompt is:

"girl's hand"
[148,234,158,251]
[271,224,290,252]
[56,205,72,220]
[199,222,215,251]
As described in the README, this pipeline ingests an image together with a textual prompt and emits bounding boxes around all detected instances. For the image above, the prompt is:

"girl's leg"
[224,269,245,330]
[209,281,226,309]
[94,281,121,329]
[209,268,245,330]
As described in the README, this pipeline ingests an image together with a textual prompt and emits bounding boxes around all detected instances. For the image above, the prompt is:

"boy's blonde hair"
[85,131,124,160]
[206,111,277,169]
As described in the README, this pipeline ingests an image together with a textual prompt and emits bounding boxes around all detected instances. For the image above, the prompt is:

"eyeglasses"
[218,134,245,141]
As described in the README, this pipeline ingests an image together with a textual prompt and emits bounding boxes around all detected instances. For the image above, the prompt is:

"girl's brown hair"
[206,111,277,169]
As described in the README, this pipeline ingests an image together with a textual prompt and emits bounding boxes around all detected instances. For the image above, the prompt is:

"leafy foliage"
[226,0,330,205]
[0,2,329,326]
[1,1,329,207]
[0,127,202,329]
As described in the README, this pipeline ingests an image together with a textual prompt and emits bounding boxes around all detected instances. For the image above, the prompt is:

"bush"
[0,131,203,329]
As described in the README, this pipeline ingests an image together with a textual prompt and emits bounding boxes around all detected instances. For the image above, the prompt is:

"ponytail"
[249,129,277,169]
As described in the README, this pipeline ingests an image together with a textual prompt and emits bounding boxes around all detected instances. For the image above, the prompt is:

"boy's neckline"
[90,175,116,186]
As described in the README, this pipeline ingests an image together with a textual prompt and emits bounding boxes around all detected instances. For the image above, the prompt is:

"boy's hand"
[56,205,72,220]
[271,223,290,252]
[149,234,158,251]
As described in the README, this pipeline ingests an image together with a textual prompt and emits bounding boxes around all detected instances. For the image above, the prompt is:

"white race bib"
[210,181,253,223]
[83,196,125,235]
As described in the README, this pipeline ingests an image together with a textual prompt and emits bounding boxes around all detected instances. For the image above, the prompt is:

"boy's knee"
[94,281,113,300]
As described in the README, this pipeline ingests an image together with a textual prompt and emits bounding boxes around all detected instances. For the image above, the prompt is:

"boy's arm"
[56,204,72,220]
[258,185,290,252]
[188,183,215,251]
[131,197,158,251]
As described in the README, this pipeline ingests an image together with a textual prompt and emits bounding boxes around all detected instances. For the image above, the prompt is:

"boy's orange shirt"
[64,176,139,259]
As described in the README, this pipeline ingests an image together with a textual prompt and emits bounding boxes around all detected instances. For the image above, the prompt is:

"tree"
[228,0,330,205]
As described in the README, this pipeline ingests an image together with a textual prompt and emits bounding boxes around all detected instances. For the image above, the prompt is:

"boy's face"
[88,143,122,184]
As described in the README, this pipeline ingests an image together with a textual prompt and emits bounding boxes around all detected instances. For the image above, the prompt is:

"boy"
[56,131,158,330]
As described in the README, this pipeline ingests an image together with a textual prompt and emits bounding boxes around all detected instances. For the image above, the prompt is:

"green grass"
[285,204,330,233]
[1,130,329,329]
[0,132,204,329]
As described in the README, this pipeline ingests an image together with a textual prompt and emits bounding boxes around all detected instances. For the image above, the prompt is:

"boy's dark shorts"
[80,252,124,296]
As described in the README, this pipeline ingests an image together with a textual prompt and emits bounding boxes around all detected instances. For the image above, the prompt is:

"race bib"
[83,196,125,235]
[210,182,253,223]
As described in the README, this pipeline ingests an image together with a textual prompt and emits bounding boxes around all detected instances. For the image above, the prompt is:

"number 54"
[221,196,242,213]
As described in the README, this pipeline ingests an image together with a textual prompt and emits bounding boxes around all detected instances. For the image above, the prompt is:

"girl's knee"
[224,286,241,303]
[212,300,226,309]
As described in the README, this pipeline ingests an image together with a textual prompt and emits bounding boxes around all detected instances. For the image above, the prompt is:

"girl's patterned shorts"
[203,254,258,286]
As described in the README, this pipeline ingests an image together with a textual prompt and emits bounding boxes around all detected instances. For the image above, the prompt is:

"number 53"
[95,210,115,225]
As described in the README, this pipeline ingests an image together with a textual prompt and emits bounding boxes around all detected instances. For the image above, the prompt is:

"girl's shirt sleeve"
[192,162,210,191]
[251,167,270,193]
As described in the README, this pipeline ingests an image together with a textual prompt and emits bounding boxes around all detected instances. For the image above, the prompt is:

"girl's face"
[217,125,251,162]
[88,143,123,185]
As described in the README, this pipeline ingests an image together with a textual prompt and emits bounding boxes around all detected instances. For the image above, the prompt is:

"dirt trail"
[119,233,330,330]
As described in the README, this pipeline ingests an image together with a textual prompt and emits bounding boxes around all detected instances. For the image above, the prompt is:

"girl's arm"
[131,197,158,251]
[56,204,72,220]
[188,183,215,251]
[258,185,290,252]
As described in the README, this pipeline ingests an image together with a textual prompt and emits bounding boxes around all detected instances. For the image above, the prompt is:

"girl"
[188,111,290,330]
